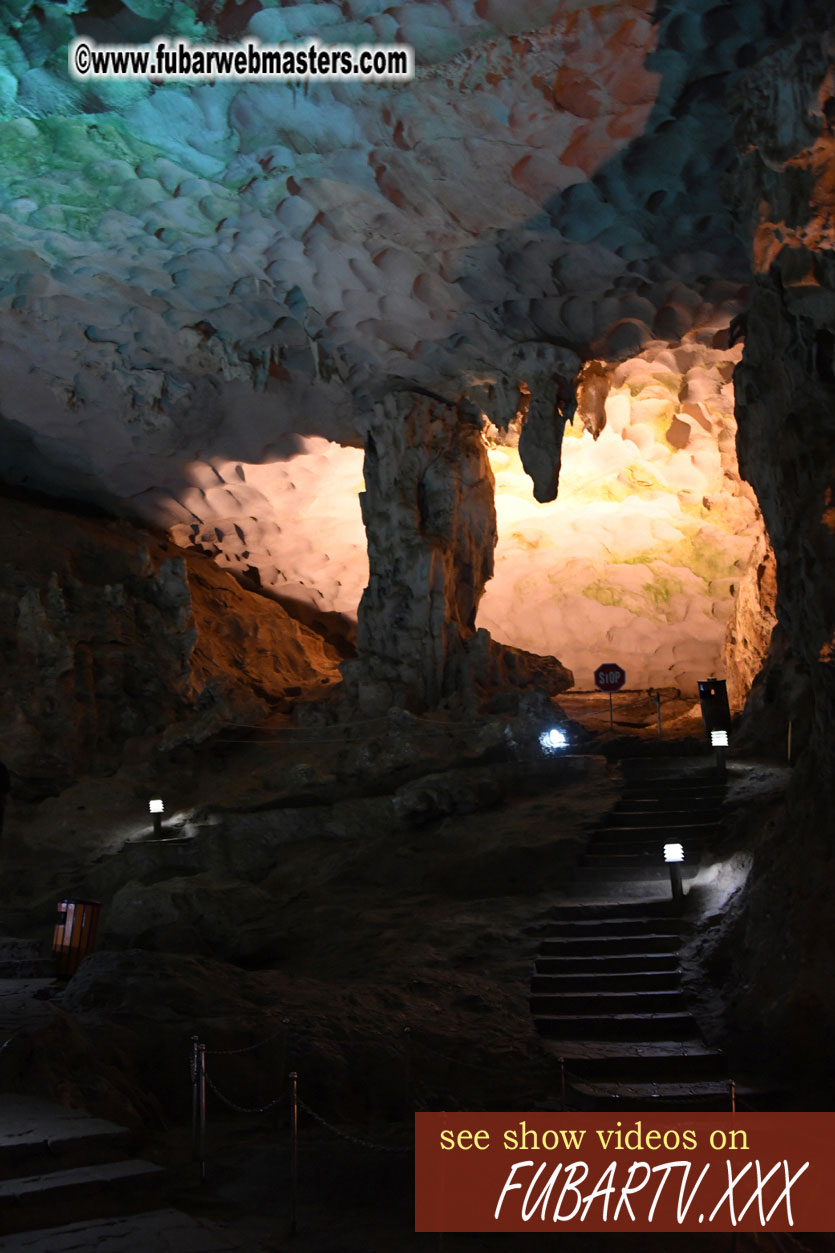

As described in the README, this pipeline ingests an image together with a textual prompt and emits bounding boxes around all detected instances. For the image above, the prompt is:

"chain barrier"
[206,1018,289,1056]
[297,1096,412,1155]
[205,1071,289,1115]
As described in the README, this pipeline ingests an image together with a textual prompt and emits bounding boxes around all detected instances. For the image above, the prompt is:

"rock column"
[350,392,497,710]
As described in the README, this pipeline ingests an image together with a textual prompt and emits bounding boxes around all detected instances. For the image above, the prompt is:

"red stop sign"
[594,663,626,692]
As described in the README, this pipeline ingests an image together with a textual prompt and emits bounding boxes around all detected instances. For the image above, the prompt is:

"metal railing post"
[403,1026,412,1116]
[729,1078,736,1113]
[289,1071,299,1236]
[191,1035,200,1162]
[198,1042,207,1182]
[560,1056,567,1110]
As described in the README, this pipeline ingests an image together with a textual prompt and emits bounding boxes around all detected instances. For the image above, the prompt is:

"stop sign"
[594,663,626,692]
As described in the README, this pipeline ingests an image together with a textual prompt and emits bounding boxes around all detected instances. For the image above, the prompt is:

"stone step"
[581,847,703,864]
[538,934,682,957]
[544,901,683,921]
[0,959,55,980]
[619,762,719,780]
[0,941,43,963]
[535,917,688,938]
[535,1011,699,1041]
[535,953,680,975]
[620,783,725,799]
[606,809,720,827]
[0,1159,165,1237]
[614,798,722,814]
[0,1096,133,1181]
[531,989,686,1015]
[0,1208,243,1252]
[531,970,681,993]
[594,822,718,838]
[566,1079,738,1111]
[569,865,698,885]
[556,1045,726,1083]
[566,872,697,892]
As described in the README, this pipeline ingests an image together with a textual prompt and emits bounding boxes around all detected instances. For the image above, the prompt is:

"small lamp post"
[664,841,684,906]
[149,797,164,838]
[711,729,728,783]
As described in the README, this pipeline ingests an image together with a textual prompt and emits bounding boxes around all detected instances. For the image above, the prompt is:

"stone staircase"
[530,756,744,1111]
[570,761,724,898]
[0,1095,166,1237]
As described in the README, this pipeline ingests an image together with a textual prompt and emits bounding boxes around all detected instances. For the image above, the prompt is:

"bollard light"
[149,797,164,837]
[710,728,728,782]
[539,728,568,752]
[664,842,684,907]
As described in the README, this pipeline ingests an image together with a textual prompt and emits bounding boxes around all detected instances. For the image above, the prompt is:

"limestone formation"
[346,392,498,710]
[704,2,835,1073]
[723,529,778,714]
[0,495,341,793]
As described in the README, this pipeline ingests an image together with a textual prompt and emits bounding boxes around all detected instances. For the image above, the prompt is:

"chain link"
[206,1020,289,1056]
[297,1097,412,1154]
[205,1071,289,1115]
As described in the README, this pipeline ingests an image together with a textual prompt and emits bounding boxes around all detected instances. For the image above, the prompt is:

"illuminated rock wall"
[480,334,759,691]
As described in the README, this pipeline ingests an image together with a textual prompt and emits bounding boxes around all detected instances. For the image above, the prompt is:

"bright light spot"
[664,842,685,863]
[711,730,729,747]
[539,728,568,751]
[148,798,164,814]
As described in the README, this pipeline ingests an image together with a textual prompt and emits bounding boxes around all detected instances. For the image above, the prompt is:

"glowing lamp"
[149,797,164,837]
[665,842,685,906]
[710,730,729,748]
[539,728,568,751]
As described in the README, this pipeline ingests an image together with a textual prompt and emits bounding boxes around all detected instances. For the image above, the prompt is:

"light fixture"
[149,798,164,837]
[539,728,568,752]
[711,730,729,747]
[664,842,684,907]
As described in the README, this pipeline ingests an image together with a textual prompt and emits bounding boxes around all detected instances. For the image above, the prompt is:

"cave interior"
[0,0,834,1247]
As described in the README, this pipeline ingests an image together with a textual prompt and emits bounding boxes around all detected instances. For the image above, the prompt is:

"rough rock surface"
[345,392,499,709]
[723,528,778,713]
[0,493,340,793]
[709,4,835,1073]
[0,1,808,574]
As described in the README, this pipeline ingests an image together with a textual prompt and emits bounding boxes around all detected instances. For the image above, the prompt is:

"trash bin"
[52,899,101,977]
[697,679,732,743]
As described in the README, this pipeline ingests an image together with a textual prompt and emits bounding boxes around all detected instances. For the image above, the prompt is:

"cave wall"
[0,494,340,794]
[712,4,835,1076]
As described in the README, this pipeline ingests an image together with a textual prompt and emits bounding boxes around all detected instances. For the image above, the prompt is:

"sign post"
[594,663,626,729]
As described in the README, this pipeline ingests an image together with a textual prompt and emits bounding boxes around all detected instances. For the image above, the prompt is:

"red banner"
[415,1112,834,1233]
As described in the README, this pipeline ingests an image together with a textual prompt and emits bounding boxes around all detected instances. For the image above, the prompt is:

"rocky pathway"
[530,756,743,1111]
[0,936,244,1248]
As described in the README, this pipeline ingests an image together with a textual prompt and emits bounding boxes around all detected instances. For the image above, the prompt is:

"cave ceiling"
[0,0,810,532]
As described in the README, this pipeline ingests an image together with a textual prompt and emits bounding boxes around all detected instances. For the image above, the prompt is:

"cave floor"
[0,718,799,1250]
